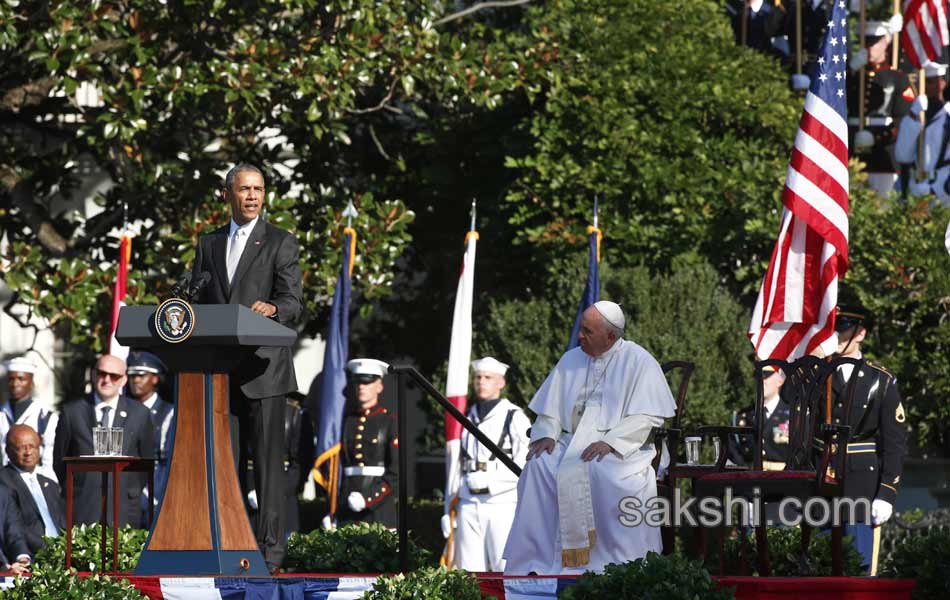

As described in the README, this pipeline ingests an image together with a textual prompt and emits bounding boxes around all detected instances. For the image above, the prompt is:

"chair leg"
[717,525,726,576]
[661,525,675,556]
[755,524,771,576]
[831,525,843,576]
[737,527,750,575]
[799,523,812,576]
[696,525,707,564]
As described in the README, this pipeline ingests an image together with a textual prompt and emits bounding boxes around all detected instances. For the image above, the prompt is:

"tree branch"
[346,78,401,115]
[434,0,532,26]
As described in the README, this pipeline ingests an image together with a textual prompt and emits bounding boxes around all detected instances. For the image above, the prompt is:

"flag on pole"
[566,225,602,351]
[311,227,356,517]
[901,0,950,68]
[749,0,849,360]
[108,232,132,360]
[441,228,477,567]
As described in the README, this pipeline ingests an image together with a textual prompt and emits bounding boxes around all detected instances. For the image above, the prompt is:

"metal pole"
[397,372,409,572]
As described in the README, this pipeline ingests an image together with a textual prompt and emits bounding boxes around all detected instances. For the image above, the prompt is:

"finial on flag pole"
[122,201,129,232]
[592,195,599,229]
[343,199,358,228]
[469,198,477,232]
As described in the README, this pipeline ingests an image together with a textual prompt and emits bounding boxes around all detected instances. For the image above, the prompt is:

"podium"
[116,304,296,576]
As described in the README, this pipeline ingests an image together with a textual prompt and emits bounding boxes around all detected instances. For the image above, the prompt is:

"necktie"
[99,405,112,428]
[28,474,59,538]
[227,229,246,283]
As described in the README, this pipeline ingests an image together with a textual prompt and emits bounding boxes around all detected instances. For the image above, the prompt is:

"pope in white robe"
[502,301,675,575]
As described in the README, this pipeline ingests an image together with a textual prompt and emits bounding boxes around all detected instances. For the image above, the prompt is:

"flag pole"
[795,0,803,77]
[891,0,901,69]
[857,0,869,152]
[469,198,477,232]
[917,67,926,181]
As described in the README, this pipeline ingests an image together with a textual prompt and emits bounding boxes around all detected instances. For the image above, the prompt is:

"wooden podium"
[116,304,296,576]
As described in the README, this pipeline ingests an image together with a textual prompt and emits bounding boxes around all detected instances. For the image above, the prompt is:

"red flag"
[749,0,849,360]
[109,233,131,359]
[902,0,950,68]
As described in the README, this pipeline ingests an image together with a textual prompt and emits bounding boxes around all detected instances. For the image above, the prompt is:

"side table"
[63,456,156,573]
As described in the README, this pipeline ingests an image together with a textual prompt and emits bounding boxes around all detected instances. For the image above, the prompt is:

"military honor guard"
[335,358,399,528]
[728,366,791,470]
[818,304,908,575]
[1,356,58,483]
[441,357,530,572]
[895,63,950,204]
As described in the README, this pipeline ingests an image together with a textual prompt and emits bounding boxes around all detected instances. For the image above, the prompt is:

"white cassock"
[502,338,675,575]
[0,399,59,483]
[452,398,531,572]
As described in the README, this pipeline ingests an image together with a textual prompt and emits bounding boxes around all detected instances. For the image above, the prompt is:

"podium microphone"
[186,271,212,301]
[169,273,193,299]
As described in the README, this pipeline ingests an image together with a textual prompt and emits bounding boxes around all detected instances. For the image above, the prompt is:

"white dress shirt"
[94,395,120,428]
[226,216,259,282]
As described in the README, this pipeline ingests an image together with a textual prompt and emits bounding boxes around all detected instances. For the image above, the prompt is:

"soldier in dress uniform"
[895,62,950,205]
[725,0,788,59]
[848,19,912,196]
[126,351,174,523]
[336,358,398,528]
[1,356,57,483]
[441,357,531,572]
[815,304,907,575]
[728,366,791,471]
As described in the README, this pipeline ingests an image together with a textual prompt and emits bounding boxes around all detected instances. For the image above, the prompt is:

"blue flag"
[567,227,601,350]
[312,228,355,514]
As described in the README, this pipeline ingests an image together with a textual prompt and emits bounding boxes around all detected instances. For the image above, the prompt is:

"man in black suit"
[190,164,303,572]
[0,485,30,574]
[53,355,155,528]
[0,424,64,554]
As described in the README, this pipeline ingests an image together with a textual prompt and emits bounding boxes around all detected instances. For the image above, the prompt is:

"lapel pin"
[255,240,262,245]
[120,410,127,418]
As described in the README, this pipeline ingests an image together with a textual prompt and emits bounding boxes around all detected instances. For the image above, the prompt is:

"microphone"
[186,271,212,301]
[169,273,193,299]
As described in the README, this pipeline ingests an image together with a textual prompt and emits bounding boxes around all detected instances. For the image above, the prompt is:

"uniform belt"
[813,440,877,454]
[343,466,385,477]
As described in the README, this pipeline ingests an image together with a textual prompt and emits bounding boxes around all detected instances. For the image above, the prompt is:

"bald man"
[503,302,676,575]
[53,355,155,528]
[0,425,64,553]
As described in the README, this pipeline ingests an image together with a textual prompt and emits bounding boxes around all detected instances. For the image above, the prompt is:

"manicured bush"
[560,552,735,600]
[34,524,148,572]
[0,565,146,599]
[360,567,490,600]
[285,522,432,573]
[880,529,950,600]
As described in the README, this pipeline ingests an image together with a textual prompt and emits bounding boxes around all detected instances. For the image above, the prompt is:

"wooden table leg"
[147,466,154,526]
[65,464,74,570]
[100,469,108,572]
[113,463,121,574]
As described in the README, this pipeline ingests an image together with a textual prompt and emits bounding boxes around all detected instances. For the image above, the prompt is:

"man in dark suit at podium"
[53,355,155,528]
[190,163,302,573]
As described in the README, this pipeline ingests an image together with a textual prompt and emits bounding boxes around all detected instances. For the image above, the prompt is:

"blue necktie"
[27,474,58,538]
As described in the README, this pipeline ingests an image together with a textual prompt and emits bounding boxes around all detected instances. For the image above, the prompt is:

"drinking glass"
[684,436,702,465]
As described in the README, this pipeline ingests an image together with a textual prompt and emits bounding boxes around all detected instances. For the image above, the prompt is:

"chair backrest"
[661,360,696,431]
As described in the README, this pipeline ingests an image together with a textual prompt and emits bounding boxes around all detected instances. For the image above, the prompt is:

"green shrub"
[34,524,148,572]
[0,564,146,599]
[720,527,864,576]
[285,522,432,573]
[560,552,735,600]
[880,530,950,600]
[360,567,490,600]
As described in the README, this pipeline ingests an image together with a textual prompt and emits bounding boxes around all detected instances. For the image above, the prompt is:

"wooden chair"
[652,360,696,554]
[690,356,863,576]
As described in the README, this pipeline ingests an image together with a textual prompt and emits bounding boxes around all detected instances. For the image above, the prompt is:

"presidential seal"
[154,297,196,343]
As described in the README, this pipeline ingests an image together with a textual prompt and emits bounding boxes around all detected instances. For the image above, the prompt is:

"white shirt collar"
[229,216,259,238]
[764,395,780,418]
[141,392,159,410]
[748,0,764,12]
[94,394,119,411]
[12,464,33,477]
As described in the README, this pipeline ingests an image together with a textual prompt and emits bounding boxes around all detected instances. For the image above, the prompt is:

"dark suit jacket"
[0,464,65,554]
[191,218,303,399]
[53,396,155,528]
[0,485,30,565]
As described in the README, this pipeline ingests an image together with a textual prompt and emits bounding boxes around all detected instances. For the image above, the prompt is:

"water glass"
[713,436,722,464]
[93,427,110,455]
[109,427,124,456]
[685,436,702,465]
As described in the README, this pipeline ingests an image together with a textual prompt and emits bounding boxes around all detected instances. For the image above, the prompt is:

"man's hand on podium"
[250,301,277,318]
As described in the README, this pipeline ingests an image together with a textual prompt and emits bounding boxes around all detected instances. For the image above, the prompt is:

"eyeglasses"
[96,369,124,382]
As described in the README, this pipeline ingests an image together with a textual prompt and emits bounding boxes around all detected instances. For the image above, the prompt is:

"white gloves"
[440,514,453,539]
[347,491,367,512]
[321,514,335,530]
[790,74,810,90]
[911,94,929,117]
[944,219,949,254]
[872,498,894,525]
[888,14,904,34]
[849,48,868,72]
[910,179,932,196]
[246,489,258,510]
[465,470,491,493]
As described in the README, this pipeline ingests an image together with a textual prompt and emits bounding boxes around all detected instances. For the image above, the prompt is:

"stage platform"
[0,572,916,599]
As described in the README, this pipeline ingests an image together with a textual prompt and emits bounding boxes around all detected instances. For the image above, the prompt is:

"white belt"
[344,466,385,477]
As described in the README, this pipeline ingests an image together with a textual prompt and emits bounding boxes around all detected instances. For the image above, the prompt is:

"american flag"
[902,0,950,69]
[748,0,849,361]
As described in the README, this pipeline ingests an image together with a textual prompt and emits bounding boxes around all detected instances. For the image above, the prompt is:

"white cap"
[346,358,389,379]
[471,357,509,376]
[864,21,889,37]
[4,356,37,375]
[925,62,948,78]
[593,300,625,330]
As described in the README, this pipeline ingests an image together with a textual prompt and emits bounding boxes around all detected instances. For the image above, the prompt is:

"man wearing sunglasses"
[53,355,155,528]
